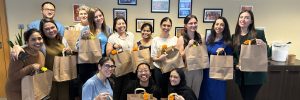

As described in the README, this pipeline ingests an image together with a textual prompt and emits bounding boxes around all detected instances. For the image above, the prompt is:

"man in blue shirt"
[28,2,65,36]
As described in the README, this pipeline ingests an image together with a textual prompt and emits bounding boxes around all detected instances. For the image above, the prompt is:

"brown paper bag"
[21,70,53,100]
[53,52,77,82]
[185,44,209,71]
[64,29,81,52]
[78,39,102,64]
[127,88,157,100]
[157,47,184,73]
[132,48,153,73]
[111,50,133,77]
[209,53,234,80]
[239,44,268,72]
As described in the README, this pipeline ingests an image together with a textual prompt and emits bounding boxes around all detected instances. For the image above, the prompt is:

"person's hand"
[175,94,185,100]
[63,47,72,55]
[216,48,225,54]
[187,39,195,47]
[159,54,168,61]
[255,39,266,45]
[113,43,122,49]
[94,92,110,100]
[82,30,91,39]
[11,45,25,61]
[32,63,41,70]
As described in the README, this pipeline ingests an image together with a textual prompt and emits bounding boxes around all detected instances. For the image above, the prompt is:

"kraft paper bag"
[209,53,234,80]
[63,29,81,52]
[53,52,77,82]
[132,48,153,73]
[239,44,268,72]
[111,50,133,77]
[78,39,102,64]
[157,46,184,73]
[127,88,157,100]
[21,70,53,100]
[185,44,209,71]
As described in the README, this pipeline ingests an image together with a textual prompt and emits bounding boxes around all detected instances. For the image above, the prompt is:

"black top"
[120,78,161,100]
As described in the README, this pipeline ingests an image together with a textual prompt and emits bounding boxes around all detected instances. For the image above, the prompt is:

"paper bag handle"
[134,88,146,94]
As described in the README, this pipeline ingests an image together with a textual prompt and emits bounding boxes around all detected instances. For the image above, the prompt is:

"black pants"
[153,68,170,98]
[238,84,262,100]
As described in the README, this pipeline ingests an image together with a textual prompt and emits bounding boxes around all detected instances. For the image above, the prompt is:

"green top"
[45,38,65,71]
[232,29,270,85]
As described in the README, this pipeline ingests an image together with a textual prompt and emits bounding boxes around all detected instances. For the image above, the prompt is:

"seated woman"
[120,63,161,99]
[5,29,45,100]
[168,68,197,100]
[82,57,116,100]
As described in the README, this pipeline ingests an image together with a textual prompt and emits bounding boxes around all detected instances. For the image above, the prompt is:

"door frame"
[0,0,10,97]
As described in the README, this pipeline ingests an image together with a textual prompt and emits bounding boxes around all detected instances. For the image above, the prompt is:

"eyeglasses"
[43,8,55,12]
[103,64,116,69]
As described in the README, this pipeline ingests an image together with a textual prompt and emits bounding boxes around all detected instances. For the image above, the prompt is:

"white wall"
[6,0,300,59]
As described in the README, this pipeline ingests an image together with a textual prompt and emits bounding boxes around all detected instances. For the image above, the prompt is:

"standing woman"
[151,17,177,98]
[5,29,44,100]
[82,57,116,100]
[74,5,89,30]
[199,16,233,100]
[232,10,269,100]
[40,18,72,100]
[106,16,135,100]
[134,23,153,50]
[176,15,203,98]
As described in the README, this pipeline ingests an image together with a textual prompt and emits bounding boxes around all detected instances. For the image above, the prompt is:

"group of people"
[5,1,269,100]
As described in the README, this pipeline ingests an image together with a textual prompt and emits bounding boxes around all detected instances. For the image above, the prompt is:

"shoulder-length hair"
[39,18,63,45]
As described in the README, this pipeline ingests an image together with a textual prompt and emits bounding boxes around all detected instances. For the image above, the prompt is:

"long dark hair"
[207,16,232,45]
[183,15,202,47]
[233,10,257,50]
[88,8,109,37]
[24,28,42,44]
[39,18,62,45]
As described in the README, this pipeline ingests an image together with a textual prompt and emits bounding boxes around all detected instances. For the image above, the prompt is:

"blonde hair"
[78,5,90,12]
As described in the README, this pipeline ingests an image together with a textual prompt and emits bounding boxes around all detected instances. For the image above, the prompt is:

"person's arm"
[11,45,26,61]
[82,82,94,100]
[9,59,40,81]
[151,39,166,62]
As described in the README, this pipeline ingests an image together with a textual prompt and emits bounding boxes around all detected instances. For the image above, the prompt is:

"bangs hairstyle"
[39,18,63,45]
[113,16,127,32]
[98,57,115,66]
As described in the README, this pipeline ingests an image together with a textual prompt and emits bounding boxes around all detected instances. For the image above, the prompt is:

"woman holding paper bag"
[176,15,203,98]
[151,17,178,98]
[5,29,45,100]
[199,17,233,100]
[232,10,269,100]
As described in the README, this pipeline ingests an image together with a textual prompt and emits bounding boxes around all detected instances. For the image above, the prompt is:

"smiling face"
[43,22,58,39]
[238,12,252,29]
[214,19,225,35]
[115,19,127,34]
[169,70,181,86]
[94,10,104,26]
[141,26,152,39]
[185,18,198,33]
[41,3,55,19]
[160,20,172,34]
[137,64,151,82]
[99,60,115,78]
[79,9,88,23]
[27,32,44,51]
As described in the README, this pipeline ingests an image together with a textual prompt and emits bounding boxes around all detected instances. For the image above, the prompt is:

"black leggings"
[238,84,262,100]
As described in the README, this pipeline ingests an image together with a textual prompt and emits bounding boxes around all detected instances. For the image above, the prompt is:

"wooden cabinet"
[227,60,300,100]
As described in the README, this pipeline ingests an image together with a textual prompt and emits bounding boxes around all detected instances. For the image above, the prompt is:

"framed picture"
[73,4,80,22]
[136,19,155,32]
[118,0,137,5]
[203,8,223,23]
[151,0,170,13]
[113,8,127,21]
[241,5,253,12]
[178,0,192,18]
[175,27,185,37]
[205,29,212,41]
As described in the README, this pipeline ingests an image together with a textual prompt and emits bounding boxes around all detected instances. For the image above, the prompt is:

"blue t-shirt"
[28,19,65,36]
[82,74,113,100]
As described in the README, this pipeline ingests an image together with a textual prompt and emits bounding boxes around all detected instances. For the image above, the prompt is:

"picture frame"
[151,0,170,13]
[241,5,253,12]
[136,19,155,32]
[203,8,223,23]
[178,0,192,18]
[73,4,80,22]
[113,8,127,21]
[205,29,212,41]
[118,0,137,5]
[175,27,185,37]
